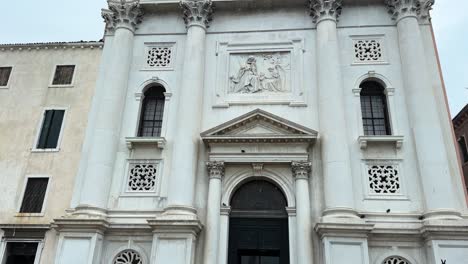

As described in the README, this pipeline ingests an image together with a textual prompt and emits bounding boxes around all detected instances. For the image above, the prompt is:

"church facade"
[1,0,468,264]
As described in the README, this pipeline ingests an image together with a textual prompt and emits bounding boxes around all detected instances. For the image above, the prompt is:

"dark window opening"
[4,242,38,264]
[37,109,65,149]
[458,136,468,163]
[360,81,391,136]
[20,178,49,213]
[52,65,75,85]
[228,180,289,264]
[138,85,166,137]
[0,66,12,86]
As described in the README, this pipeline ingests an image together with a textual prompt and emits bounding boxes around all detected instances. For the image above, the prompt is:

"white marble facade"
[50,0,468,264]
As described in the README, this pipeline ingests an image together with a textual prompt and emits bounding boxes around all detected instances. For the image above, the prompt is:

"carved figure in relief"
[229,53,289,94]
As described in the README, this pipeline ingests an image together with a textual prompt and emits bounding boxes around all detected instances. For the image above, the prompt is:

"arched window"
[360,80,391,135]
[228,180,290,264]
[113,250,143,264]
[383,256,411,264]
[138,85,166,137]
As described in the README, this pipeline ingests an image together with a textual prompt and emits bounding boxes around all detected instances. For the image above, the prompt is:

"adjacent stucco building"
[1,0,468,264]
[0,41,102,264]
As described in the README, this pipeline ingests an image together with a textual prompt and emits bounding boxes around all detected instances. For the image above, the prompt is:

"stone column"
[385,0,461,219]
[77,0,143,213]
[166,0,214,214]
[203,162,225,264]
[292,161,314,264]
[309,0,358,219]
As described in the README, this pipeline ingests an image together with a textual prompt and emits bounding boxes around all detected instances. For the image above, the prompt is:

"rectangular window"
[3,242,39,264]
[51,65,75,85]
[19,178,49,213]
[36,109,65,149]
[458,136,468,163]
[0,66,12,86]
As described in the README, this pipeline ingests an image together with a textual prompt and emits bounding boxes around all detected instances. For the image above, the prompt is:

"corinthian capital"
[417,0,435,24]
[385,0,419,21]
[291,161,312,180]
[102,0,143,33]
[206,161,225,179]
[180,0,214,29]
[309,0,343,24]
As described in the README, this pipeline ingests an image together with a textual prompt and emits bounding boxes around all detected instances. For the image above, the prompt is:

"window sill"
[0,86,9,89]
[48,84,74,88]
[125,137,166,150]
[31,148,60,153]
[358,135,404,149]
[15,212,45,217]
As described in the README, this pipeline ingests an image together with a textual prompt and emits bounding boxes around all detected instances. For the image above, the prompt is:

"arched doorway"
[228,180,290,264]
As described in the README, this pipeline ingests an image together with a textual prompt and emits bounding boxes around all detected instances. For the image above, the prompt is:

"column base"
[321,207,361,223]
[422,209,462,221]
[71,205,108,219]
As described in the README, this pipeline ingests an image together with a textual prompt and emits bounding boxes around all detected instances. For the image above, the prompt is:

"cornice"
[180,0,214,29]
[102,0,144,33]
[0,41,103,52]
[308,0,343,24]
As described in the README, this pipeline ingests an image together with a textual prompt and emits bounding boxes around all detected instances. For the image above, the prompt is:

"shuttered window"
[19,178,49,213]
[52,65,75,85]
[36,110,65,149]
[0,67,12,86]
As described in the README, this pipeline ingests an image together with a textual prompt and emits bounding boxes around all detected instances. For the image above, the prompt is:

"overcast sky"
[1,0,466,116]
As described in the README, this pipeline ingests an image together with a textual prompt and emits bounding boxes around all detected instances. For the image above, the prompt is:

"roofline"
[0,41,104,51]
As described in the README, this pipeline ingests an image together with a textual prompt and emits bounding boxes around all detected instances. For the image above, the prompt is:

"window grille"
[383,256,410,264]
[368,165,400,194]
[0,67,12,86]
[19,178,49,213]
[354,39,383,62]
[127,163,157,192]
[113,250,143,264]
[458,136,468,163]
[37,110,65,149]
[147,47,172,68]
[52,65,75,85]
[138,86,165,137]
[360,81,391,135]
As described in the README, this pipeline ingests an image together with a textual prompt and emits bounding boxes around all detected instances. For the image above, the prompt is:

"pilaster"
[310,1,358,220]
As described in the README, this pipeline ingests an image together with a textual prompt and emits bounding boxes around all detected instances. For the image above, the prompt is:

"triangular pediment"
[201,109,318,144]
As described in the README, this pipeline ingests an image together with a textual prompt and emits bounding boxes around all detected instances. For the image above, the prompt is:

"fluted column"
[292,161,314,264]
[165,0,213,214]
[385,0,461,219]
[309,0,358,219]
[203,162,225,264]
[77,0,143,212]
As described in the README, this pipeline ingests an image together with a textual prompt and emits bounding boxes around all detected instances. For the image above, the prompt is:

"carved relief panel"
[213,40,306,107]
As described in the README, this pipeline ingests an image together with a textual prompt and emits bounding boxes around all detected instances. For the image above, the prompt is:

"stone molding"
[102,0,144,33]
[180,0,214,29]
[291,161,312,180]
[206,161,225,179]
[309,0,343,24]
[385,0,434,23]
